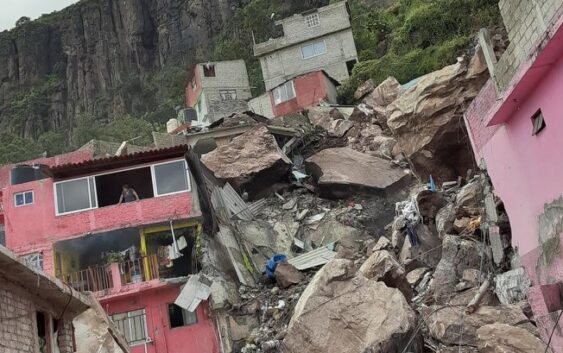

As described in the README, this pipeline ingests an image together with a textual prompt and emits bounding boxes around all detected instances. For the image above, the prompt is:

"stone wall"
[0,286,36,353]
[494,0,563,90]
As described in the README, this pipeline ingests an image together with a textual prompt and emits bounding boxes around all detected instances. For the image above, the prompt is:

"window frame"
[14,190,34,207]
[22,252,43,271]
[111,308,149,346]
[305,13,320,28]
[531,109,546,136]
[150,160,191,197]
[273,81,296,105]
[53,158,191,216]
[168,303,198,329]
[54,176,97,216]
[219,90,238,101]
[300,40,327,60]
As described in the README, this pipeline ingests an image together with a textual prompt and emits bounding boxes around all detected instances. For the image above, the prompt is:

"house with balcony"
[465,0,563,348]
[251,1,357,117]
[0,142,220,353]
[185,60,252,125]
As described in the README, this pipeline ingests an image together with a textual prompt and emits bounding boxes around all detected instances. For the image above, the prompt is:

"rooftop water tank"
[11,164,50,185]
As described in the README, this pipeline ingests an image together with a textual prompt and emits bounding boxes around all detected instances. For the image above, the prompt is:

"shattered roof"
[51,144,189,178]
[0,245,90,317]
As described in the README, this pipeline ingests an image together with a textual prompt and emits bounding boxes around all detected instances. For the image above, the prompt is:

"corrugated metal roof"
[288,244,337,270]
[50,145,189,178]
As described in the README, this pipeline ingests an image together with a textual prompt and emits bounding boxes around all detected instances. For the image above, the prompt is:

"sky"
[0,0,79,31]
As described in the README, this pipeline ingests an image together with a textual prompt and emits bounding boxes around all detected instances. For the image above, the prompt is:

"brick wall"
[494,0,563,90]
[0,287,36,353]
[57,320,74,353]
[464,80,502,153]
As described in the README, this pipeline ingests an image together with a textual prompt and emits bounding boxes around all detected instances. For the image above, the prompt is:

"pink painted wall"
[271,71,331,117]
[466,48,563,352]
[186,66,203,108]
[102,286,220,353]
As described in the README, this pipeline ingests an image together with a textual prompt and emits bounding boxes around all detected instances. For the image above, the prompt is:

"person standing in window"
[118,184,139,204]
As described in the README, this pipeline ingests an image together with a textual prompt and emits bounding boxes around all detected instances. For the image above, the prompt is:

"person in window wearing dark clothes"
[118,184,139,204]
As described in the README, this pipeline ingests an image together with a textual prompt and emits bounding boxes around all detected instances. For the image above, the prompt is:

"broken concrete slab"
[283,259,421,353]
[274,262,304,289]
[201,125,291,197]
[359,250,413,301]
[476,324,550,353]
[306,147,411,198]
[494,268,531,305]
[309,220,365,248]
[424,304,532,346]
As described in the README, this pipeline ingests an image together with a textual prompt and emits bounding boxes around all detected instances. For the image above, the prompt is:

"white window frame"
[14,190,34,207]
[273,81,296,105]
[305,13,320,28]
[150,160,192,197]
[300,40,327,59]
[22,252,43,271]
[111,309,149,346]
[219,90,237,101]
[54,176,97,216]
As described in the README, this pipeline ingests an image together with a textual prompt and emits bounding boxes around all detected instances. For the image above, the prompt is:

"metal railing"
[62,264,113,292]
[119,254,160,285]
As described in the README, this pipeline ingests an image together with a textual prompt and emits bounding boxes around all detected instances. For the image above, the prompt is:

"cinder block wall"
[495,0,563,90]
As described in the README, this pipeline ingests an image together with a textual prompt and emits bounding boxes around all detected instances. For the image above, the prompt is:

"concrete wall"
[0,280,75,353]
[206,99,249,123]
[493,0,563,90]
[258,29,357,91]
[248,93,275,118]
[102,285,219,353]
[465,51,563,351]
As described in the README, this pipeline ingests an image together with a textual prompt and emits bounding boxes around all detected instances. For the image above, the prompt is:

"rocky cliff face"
[0,0,243,139]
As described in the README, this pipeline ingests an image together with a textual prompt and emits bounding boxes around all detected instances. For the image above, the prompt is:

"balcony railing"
[63,264,113,292]
[119,254,160,285]
[61,254,160,294]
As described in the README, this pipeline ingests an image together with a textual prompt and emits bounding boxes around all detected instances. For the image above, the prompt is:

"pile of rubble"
[189,51,546,353]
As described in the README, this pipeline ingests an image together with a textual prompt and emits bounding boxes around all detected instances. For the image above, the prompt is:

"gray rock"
[354,79,376,100]
[476,324,550,353]
[494,268,532,305]
[306,147,412,198]
[436,203,456,237]
[359,250,413,301]
[399,224,442,269]
[274,262,304,289]
[455,180,481,209]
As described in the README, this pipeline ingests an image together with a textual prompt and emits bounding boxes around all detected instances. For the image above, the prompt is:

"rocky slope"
[0,0,242,139]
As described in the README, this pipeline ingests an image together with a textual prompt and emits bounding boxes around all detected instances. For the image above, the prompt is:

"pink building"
[0,144,220,353]
[465,0,563,349]
[269,70,339,117]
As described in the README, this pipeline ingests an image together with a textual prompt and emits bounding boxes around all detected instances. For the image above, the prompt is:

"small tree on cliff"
[15,16,31,27]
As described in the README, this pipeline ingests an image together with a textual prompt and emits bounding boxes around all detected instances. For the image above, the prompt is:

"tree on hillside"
[15,16,31,27]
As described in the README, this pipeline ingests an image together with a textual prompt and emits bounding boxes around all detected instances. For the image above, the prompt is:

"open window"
[168,304,197,328]
[203,64,216,77]
[532,109,546,136]
[96,167,153,207]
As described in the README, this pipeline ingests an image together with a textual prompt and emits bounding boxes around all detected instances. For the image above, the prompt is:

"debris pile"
[187,51,545,353]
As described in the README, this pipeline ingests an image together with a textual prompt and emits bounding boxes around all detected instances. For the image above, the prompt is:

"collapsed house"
[0,244,129,353]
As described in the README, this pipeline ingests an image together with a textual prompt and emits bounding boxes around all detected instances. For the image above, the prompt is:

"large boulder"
[354,79,376,100]
[306,147,411,198]
[427,235,487,301]
[386,54,488,182]
[201,125,291,197]
[476,324,550,353]
[283,259,421,353]
[424,305,532,346]
[359,250,413,301]
[363,77,401,108]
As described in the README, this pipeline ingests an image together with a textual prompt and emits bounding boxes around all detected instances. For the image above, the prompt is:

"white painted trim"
[300,39,327,60]
[14,190,34,207]
[151,160,192,197]
[54,176,97,216]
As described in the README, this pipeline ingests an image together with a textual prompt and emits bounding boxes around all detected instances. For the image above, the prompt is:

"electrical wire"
[544,310,563,353]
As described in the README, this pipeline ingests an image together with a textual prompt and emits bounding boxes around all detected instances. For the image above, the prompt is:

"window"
[203,64,216,77]
[305,13,320,28]
[532,110,546,136]
[22,253,43,271]
[168,304,197,328]
[152,160,190,196]
[111,309,148,345]
[55,177,97,215]
[14,190,33,207]
[273,81,296,105]
[301,40,326,59]
[220,90,237,101]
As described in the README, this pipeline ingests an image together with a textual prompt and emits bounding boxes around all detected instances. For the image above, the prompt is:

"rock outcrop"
[476,324,550,353]
[306,147,411,198]
[283,259,421,353]
[202,125,291,197]
[386,54,489,181]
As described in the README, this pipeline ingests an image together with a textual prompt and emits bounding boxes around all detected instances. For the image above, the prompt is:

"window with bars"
[305,13,320,28]
[220,90,238,101]
[273,81,296,105]
[111,309,148,345]
[22,253,43,271]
